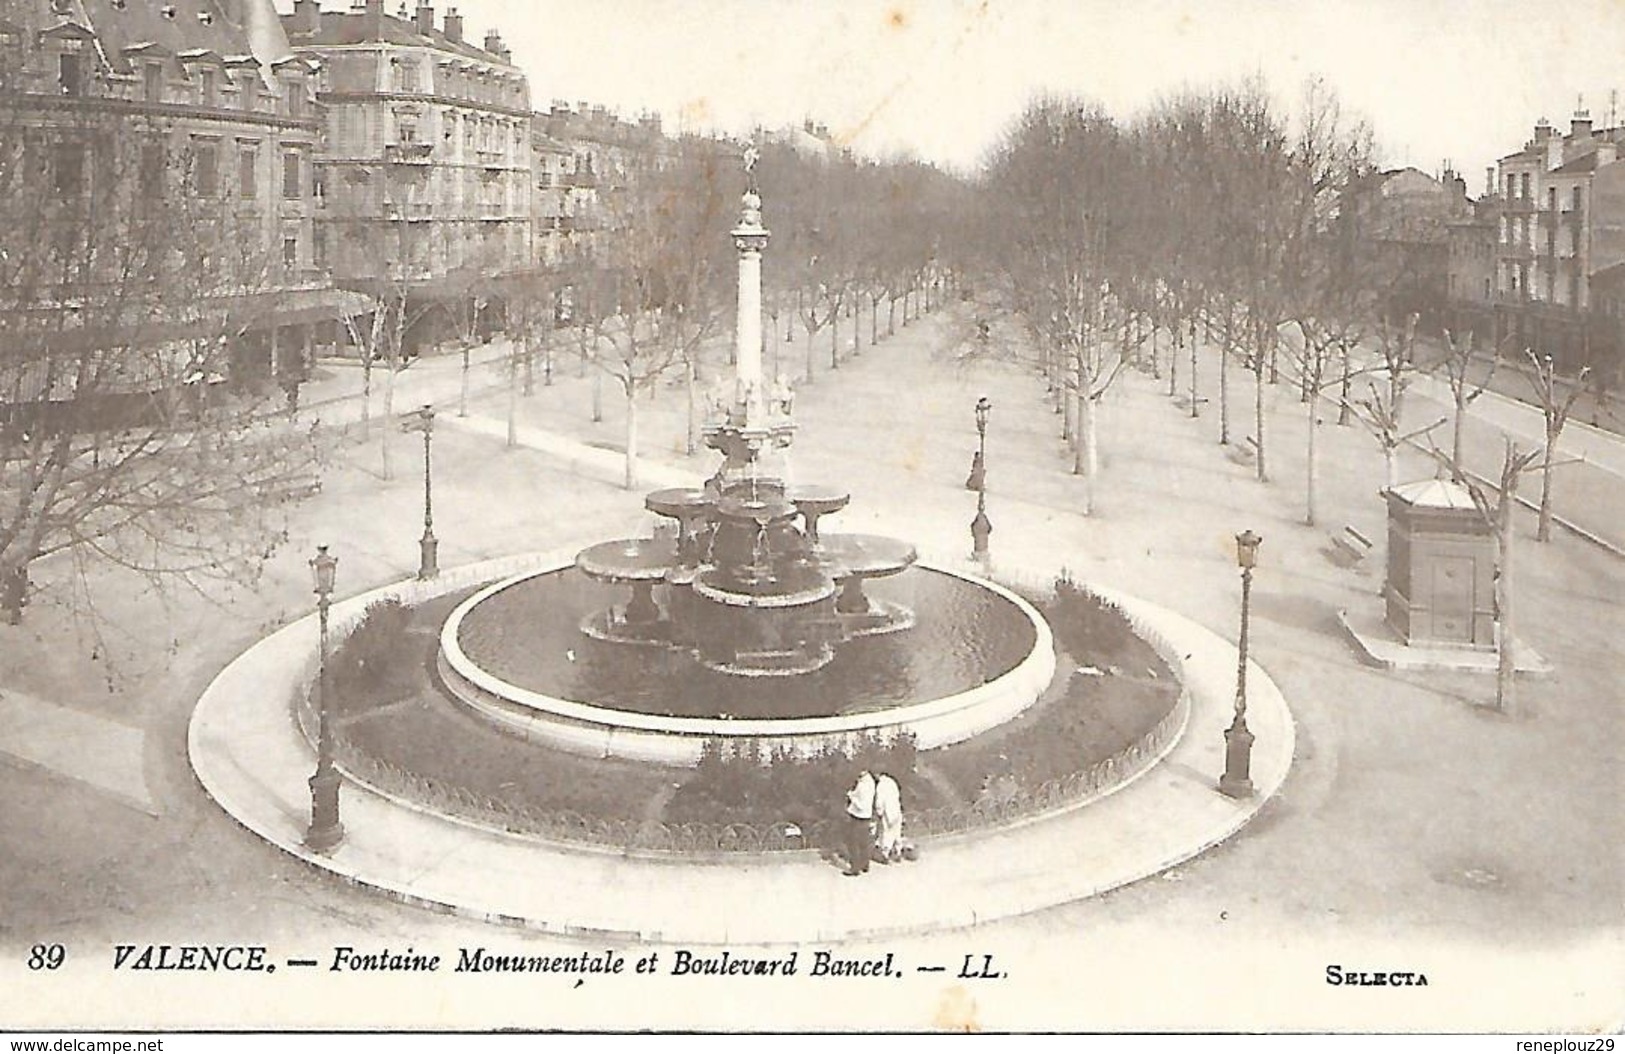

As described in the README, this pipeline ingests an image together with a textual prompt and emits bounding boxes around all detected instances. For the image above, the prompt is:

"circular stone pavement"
[187,547,1294,945]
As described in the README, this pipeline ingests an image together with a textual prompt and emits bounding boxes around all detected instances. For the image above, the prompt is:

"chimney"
[442,6,461,42]
[1548,131,1564,172]
[362,0,383,37]
[483,28,501,54]
[415,2,433,35]
[292,0,320,35]
[1485,166,1495,197]
[1534,117,1552,142]
[1572,109,1594,141]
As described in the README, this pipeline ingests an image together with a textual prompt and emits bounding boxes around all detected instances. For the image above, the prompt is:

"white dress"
[873,774,903,861]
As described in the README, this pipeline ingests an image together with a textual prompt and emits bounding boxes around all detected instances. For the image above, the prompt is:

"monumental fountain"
[435,154,1056,765]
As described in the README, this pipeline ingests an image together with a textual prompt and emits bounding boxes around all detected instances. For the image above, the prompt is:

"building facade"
[283,0,532,345]
[0,0,357,404]
[1479,112,1625,377]
[1340,166,1470,327]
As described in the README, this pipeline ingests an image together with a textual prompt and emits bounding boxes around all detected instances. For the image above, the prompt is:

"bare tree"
[1431,440,1547,716]
[585,142,730,488]
[1519,351,1591,542]
[1351,315,1443,489]
[976,99,1132,515]
[0,109,320,626]
[1431,328,1499,465]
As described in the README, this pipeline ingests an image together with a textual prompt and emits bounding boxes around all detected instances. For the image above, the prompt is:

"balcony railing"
[383,142,435,165]
[382,202,434,221]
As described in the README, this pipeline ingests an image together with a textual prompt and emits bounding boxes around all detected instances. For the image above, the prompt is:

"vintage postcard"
[0,0,1620,1039]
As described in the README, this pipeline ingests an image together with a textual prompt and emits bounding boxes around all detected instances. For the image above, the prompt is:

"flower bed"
[319,574,1182,854]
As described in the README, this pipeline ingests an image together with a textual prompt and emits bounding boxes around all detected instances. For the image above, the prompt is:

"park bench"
[250,471,323,505]
[1226,435,1259,466]
[1330,524,1374,562]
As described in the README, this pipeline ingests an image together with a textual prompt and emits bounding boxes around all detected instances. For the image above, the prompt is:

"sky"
[284,0,1625,185]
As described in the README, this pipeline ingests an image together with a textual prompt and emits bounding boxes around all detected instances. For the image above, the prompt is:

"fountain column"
[732,183,770,422]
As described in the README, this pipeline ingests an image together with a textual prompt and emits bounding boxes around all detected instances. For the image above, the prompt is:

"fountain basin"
[438,559,1056,766]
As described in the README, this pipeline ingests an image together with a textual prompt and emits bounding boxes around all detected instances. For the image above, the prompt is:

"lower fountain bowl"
[438,560,1056,766]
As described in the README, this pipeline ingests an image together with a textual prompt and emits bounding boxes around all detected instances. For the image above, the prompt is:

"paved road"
[0,307,1618,1033]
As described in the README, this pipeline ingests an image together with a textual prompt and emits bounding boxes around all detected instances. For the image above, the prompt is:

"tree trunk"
[359,354,373,438]
[1149,320,1161,380]
[870,299,879,345]
[1168,323,1180,398]
[592,370,603,423]
[1254,328,1268,484]
[1305,399,1319,526]
[805,323,817,384]
[624,385,639,491]
[1188,315,1199,418]
[1494,501,1517,714]
[1536,441,1555,542]
[1219,309,1231,444]
[1062,379,1074,442]
[1078,391,1098,515]
[852,300,861,357]
[1452,397,1467,466]
[685,357,697,457]
[506,348,519,449]
[459,346,470,417]
[1383,444,1397,490]
[1337,343,1353,425]
[888,296,897,336]
[831,308,841,369]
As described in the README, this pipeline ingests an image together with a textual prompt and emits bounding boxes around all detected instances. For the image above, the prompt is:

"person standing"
[873,771,903,864]
[844,769,876,876]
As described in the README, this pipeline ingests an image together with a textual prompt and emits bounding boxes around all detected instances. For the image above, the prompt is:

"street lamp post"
[966,394,990,491]
[405,404,438,579]
[1220,529,1262,798]
[969,396,992,563]
[305,545,344,853]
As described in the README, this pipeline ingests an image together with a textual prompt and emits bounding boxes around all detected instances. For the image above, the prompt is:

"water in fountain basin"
[455,566,1035,720]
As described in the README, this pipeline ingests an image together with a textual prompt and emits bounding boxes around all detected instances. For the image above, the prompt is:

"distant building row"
[0,0,737,380]
[1446,111,1625,383]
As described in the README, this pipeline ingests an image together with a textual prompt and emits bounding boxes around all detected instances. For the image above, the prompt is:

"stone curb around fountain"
[187,548,1295,945]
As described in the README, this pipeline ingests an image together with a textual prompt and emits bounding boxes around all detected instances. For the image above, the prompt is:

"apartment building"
[283,0,532,344]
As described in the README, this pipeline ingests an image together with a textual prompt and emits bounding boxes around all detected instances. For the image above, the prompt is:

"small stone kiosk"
[1382,478,1495,648]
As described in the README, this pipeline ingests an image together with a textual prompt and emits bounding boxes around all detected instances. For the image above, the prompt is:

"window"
[58,52,82,95]
[1572,185,1583,212]
[238,146,257,198]
[54,142,85,195]
[1505,172,1514,199]
[283,236,298,271]
[144,63,164,102]
[397,59,419,94]
[1520,172,1531,200]
[192,140,218,197]
[282,151,299,198]
[139,143,165,198]
[311,166,325,205]
[1548,186,1557,212]
[286,84,303,118]
[398,118,418,143]
[313,227,327,269]
[198,69,215,107]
